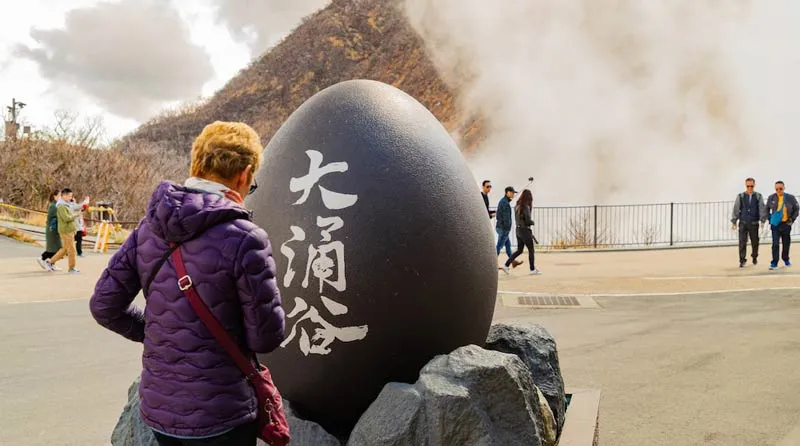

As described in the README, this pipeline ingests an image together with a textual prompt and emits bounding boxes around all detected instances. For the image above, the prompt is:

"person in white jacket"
[70,196,90,257]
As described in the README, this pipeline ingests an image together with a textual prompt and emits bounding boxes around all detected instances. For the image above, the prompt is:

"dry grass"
[0,138,184,221]
[636,224,660,246]
[0,204,47,227]
[551,210,615,249]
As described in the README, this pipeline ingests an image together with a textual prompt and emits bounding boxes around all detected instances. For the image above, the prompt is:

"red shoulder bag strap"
[170,243,260,380]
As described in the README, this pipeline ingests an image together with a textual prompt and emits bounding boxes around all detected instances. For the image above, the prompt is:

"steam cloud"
[212,0,331,56]
[16,0,214,121]
[403,0,800,205]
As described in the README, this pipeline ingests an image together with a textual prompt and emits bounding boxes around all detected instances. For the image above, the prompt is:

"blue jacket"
[496,196,512,231]
[766,192,799,226]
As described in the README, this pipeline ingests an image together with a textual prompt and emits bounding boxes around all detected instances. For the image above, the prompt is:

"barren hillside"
[122,0,483,154]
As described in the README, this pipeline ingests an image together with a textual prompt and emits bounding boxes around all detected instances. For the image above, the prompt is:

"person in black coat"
[730,177,767,268]
[766,180,799,269]
[480,180,496,219]
[502,189,541,275]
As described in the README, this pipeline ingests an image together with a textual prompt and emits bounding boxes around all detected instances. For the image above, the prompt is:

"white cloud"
[0,0,322,141]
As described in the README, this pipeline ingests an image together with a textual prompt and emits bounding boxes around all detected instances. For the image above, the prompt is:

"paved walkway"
[497,245,800,295]
[495,247,800,445]
[1,239,799,445]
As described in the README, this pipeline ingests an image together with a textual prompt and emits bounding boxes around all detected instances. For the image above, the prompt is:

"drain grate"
[518,295,581,306]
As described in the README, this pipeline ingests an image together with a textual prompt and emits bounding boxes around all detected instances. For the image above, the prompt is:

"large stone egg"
[248,79,498,433]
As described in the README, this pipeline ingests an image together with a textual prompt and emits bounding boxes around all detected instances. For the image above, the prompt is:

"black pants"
[506,228,535,270]
[41,251,56,261]
[153,421,257,446]
[74,231,83,256]
[771,222,792,264]
[738,222,759,263]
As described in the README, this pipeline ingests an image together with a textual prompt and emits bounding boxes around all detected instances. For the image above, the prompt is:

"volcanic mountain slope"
[122,0,483,154]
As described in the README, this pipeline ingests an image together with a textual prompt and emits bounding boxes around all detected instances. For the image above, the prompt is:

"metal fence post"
[669,202,674,246]
[593,205,598,248]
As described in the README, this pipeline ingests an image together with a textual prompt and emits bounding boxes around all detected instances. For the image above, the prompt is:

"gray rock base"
[486,323,567,436]
[110,377,156,446]
[111,379,337,446]
[348,345,556,446]
[111,324,566,446]
[280,400,341,446]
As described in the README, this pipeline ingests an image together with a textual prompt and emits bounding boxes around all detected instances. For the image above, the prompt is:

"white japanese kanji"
[289,150,358,210]
[302,216,346,293]
[280,296,369,356]
[279,226,306,288]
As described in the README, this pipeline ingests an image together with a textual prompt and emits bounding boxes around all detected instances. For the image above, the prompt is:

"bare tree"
[43,109,108,149]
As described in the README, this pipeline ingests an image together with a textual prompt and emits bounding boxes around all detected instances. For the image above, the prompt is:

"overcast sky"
[0,0,329,141]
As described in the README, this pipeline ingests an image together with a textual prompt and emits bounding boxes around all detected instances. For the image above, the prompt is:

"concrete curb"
[559,388,601,446]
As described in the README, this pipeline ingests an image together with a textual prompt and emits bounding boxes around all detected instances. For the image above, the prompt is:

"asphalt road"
[0,298,142,445]
[0,236,39,259]
[495,291,800,446]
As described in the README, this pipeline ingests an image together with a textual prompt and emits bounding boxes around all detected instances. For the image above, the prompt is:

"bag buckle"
[178,275,193,291]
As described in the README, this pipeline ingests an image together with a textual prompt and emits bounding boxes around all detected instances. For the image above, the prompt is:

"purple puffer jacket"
[90,181,285,438]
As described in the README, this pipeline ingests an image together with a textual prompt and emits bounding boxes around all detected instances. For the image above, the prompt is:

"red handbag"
[171,244,291,445]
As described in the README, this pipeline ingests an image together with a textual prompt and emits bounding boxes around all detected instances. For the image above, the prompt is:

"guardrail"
[0,203,139,250]
[491,200,800,250]
[4,200,800,252]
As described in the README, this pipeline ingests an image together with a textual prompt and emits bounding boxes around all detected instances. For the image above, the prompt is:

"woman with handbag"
[90,121,289,445]
[37,190,62,269]
[501,189,542,275]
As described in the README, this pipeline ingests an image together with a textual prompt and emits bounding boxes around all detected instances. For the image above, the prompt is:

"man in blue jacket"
[496,186,516,264]
[766,180,799,269]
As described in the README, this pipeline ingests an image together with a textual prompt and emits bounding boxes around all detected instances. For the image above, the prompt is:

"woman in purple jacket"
[90,121,285,445]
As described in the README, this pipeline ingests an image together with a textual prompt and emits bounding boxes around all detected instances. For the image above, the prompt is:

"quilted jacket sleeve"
[90,228,145,342]
[235,227,285,354]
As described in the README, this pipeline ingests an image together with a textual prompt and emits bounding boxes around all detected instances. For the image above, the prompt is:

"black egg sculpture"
[248,80,498,433]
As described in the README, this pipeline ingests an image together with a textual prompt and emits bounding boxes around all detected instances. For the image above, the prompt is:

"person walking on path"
[730,177,767,268]
[89,121,285,445]
[481,180,496,219]
[70,195,90,257]
[766,180,799,270]
[502,189,541,275]
[44,188,80,273]
[496,186,524,268]
[37,190,62,270]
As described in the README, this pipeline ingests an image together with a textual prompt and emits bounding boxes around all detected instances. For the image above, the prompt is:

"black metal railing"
[491,201,800,250]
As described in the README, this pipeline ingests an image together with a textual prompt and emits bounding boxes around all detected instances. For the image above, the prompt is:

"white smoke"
[403,0,800,206]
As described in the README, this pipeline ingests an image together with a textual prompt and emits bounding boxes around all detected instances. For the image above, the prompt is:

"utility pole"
[4,98,27,141]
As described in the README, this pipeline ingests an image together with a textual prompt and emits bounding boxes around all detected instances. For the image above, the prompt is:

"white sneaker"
[36,258,48,271]
[68,268,80,274]
[44,261,56,272]
[501,265,510,275]
[530,269,542,275]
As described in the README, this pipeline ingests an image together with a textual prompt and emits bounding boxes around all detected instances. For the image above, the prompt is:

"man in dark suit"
[730,177,767,268]
[481,180,496,219]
